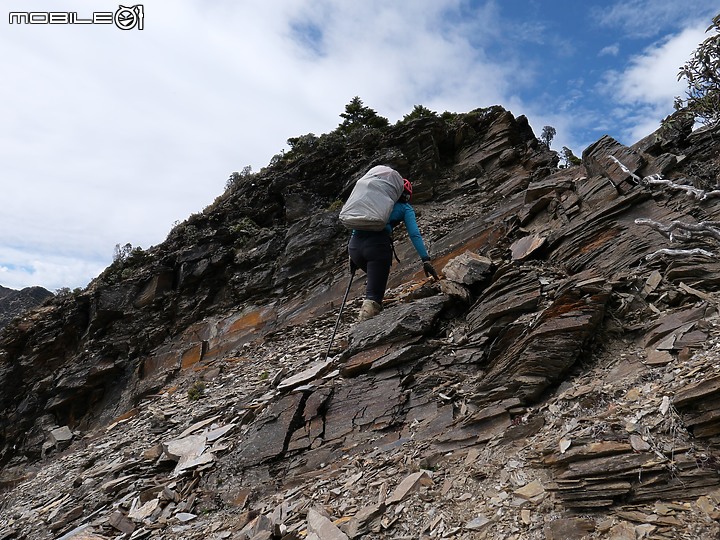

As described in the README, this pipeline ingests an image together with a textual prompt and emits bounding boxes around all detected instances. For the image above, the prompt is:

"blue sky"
[1,0,718,291]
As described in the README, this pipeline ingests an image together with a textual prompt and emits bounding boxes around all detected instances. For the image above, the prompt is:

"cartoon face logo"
[114,5,144,30]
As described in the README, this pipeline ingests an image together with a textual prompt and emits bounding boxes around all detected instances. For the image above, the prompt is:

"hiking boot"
[358,299,382,321]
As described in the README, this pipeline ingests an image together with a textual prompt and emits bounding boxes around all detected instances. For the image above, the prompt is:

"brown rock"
[514,479,545,501]
[544,517,595,540]
[108,511,135,534]
[442,252,492,285]
[342,503,386,539]
[306,508,349,540]
[386,471,433,504]
[510,234,546,261]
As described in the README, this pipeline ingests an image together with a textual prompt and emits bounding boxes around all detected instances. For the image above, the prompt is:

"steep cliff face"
[3,106,720,539]
[0,107,555,465]
[0,285,53,331]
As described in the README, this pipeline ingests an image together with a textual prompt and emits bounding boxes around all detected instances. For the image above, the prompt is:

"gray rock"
[307,508,349,540]
[49,426,73,444]
[442,252,493,285]
[348,295,447,354]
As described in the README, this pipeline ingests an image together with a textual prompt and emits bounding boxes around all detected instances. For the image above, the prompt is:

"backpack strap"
[390,236,401,263]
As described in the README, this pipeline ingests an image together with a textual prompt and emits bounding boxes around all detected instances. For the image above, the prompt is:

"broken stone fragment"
[238,513,274,539]
[162,433,215,476]
[608,521,636,540]
[306,508,349,540]
[142,442,164,461]
[54,524,105,540]
[543,517,595,539]
[438,279,472,303]
[237,393,304,466]
[442,252,493,285]
[206,422,235,442]
[386,470,433,505]
[101,475,136,494]
[465,514,491,531]
[175,452,214,476]
[178,414,222,438]
[582,135,645,188]
[342,503,386,539]
[641,270,662,297]
[513,479,545,501]
[48,504,83,531]
[108,510,135,534]
[277,360,333,392]
[348,295,447,354]
[163,434,207,461]
[50,426,73,445]
[629,434,651,452]
[510,234,546,261]
[645,349,673,366]
[128,498,159,521]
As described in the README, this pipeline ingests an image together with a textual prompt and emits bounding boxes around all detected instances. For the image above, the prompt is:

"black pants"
[348,232,393,303]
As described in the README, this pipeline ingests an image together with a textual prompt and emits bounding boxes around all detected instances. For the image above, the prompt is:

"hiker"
[347,168,438,321]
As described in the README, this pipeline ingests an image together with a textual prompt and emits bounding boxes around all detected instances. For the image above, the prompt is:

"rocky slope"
[2,106,720,539]
[0,285,53,331]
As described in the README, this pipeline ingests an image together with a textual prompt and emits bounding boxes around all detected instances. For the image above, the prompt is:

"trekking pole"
[325,268,356,361]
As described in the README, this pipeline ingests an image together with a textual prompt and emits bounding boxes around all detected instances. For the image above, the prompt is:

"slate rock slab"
[582,135,645,189]
[236,393,304,466]
[442,252,493,286]
[347,295,448,354]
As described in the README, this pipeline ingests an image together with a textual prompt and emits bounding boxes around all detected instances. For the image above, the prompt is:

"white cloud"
[2,0,520,291]
[0,246,106,292]
[599,44,620,57]
[604,22,709,141]
[595,0,717,37]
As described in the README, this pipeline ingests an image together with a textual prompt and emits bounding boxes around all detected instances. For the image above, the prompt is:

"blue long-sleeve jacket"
[386,202,430,261]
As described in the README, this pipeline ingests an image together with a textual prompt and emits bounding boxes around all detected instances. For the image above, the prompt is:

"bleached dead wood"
[607,156,720,259]
[636,219,717,259]
[609,156,720,200]
[643,174,720,200]
[635,218,720,243]
[645,248,715,260]
[609,156,642,184]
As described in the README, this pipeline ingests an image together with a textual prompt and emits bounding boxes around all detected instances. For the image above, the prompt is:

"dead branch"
[645,248,715,260]
[609,156,720,200]
[635,218,720,243]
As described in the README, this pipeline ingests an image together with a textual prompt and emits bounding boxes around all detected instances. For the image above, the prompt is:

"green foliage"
[113,242,133,263]
[103,243,149,284]
[337,96,389,134]
[268,152,285,167]
[112,243,148,267]
[560,146,582,167]
[327,199,344,212]
[401,104,438,123]
[440,111,458,122]
[674,13,720,127]
[287,133,319,153]
[183,225,200,243]
[540,125,556,148]
[187,381,205,401]
[226,165,254,191]
[230,217,260,235]
[56,286,80,296]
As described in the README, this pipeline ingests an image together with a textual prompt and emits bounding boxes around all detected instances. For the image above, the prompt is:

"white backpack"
[339,166,404,231]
